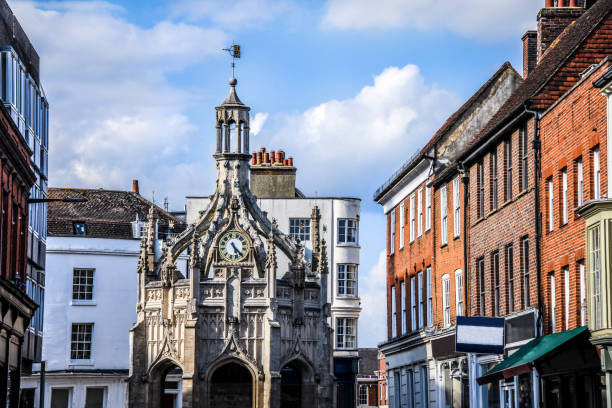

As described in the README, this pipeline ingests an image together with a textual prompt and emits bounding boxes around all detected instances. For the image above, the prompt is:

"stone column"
[216,124,222,153]
[243,126,250,155]
[224,123,230,153]
[236,123,242,153]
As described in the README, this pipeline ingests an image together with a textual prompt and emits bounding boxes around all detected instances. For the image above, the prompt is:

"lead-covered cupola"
[215,77,251,156]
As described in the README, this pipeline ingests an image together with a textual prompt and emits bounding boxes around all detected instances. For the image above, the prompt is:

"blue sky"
[10,0,543,347]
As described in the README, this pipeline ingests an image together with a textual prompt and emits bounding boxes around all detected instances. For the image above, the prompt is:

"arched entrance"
[160,364,183,408]
[281,362,302,408]
[210,362,253,408]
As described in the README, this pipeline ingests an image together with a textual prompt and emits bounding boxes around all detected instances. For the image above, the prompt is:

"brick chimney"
[537,1,585,62]
[249,147,297,198]
[522,31,537,78]
[132,179,139,194]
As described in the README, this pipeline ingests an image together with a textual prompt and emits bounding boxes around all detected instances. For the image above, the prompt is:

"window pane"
[85,388,105,408]
[51,389,70,408]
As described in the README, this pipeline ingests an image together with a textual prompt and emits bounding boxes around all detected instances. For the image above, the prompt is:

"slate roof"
[468,0,612,156]
[358,348,380,376]
[374,61,519,201]
[47,188,185,240]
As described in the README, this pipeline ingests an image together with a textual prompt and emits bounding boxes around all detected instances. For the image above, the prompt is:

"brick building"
[376,353,388,408]
[463,1,612,407]
[376,1,612,407]
[0,96,37,406]
[375,62,521,408]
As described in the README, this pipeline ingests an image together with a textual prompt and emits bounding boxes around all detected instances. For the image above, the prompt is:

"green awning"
[477,326,590,385]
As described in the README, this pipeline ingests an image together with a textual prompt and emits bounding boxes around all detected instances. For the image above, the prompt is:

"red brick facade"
[466,119,538,320]
[540,59,611,335]
[386,179,434,339]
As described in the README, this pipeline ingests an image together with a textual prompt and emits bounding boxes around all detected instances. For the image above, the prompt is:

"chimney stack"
[522,31,537,78]
[132,179,139,194]
[536,1,584,62]
[249,147,297,198]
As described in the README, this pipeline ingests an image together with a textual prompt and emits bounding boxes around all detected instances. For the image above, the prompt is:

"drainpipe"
[524,105,543,337]
[459,162,470,316]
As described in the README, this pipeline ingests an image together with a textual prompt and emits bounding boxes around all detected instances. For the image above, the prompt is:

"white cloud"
[170,0,294,26]
[9,1,226,204]
[359,249,387,348]
[250,112,269,136]
[322,0,541,40]
[253,64,458,196]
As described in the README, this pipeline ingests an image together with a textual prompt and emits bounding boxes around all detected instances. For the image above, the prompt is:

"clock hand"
[231,242,240,254]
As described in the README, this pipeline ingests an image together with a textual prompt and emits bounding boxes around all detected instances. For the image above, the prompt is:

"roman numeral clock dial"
[219,231,249,262]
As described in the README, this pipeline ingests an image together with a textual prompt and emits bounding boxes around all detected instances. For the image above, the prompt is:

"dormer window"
[131,214,148,239]
[73,222,86,236]
[131,221,147,239]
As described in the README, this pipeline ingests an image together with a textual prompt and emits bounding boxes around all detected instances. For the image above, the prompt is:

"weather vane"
[223,42,241,78]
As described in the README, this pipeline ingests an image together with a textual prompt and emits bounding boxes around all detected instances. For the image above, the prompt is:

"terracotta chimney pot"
[252,153,257,165]
[270,150,276,164]
[545,0,553,6]
[288,157,294,167]
[264,153,270,164]
[283,159,288,166]
[257,151,263,165]
[132,179,139,194]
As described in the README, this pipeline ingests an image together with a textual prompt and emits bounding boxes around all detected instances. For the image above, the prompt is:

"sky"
[9,0,544,348]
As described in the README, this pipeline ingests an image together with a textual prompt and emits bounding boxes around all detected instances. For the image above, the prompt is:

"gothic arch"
[206,357,257,408]
[147,357,184,380]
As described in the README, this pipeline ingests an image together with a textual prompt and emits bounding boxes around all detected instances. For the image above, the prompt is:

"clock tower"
[127,77,335,408]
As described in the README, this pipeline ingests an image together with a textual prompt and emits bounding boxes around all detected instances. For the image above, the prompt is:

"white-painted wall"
[21,235,187,408]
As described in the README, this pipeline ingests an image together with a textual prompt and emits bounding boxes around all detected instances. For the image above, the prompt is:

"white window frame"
[399,203,405,249]
[548,179,554,232]
[401,281,406,334]
[441,184,448,246]
[390,210,395,255]
[564,266,570,330]
[425,186,431,231]
[337,264,357,297]
[417,187,423,237]
[417,271,423,329]
[577,158,584,206]
[289,218,311,242]
[453,176,460,238]
[551,274,556,333]
[594,147,601,199]
[455,269,463,317]
[391,285,397,337]
[426,267,432,326]
[336,317,356,350]
[411,276,416,332]
[580,261,586,326]
[409,194,415,243]
[359,384,368,405]
[72,268,94,302]
[442,274,450,327]
[562,169,568,225]
[338,218,359,245]
[70,322,94,363]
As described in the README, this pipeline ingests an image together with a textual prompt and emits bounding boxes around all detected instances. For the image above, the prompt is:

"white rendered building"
[185,147,362,405]
[21,186,187,408]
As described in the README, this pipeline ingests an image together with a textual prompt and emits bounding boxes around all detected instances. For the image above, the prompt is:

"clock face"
[219,230,249,262]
